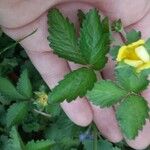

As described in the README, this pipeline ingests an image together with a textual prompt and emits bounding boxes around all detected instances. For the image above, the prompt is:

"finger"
[3,8,93,127]
[92,104,123,142]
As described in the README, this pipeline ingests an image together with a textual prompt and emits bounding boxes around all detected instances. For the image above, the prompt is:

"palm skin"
[0,0,150,149]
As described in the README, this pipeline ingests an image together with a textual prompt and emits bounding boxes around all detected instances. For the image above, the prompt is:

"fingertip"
[61,97,93,127]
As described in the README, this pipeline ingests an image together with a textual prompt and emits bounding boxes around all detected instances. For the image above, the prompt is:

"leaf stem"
[33,109,51,118]
[0,29,37,55]
[93,124,98,150]
[119,28,127,43]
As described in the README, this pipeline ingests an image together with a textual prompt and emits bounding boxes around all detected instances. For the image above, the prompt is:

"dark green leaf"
[0,77,25,100]
[79,9,110,70]
[77,9,85,27]
[26,140,55,150]
[17,69,32,99]
[115,63,149,93]
[49,67,96,103]
[48,8,86,64]
[7,102,28,127]
[126,29,141,44]
[87,80,128,107]
[116,95,149,139]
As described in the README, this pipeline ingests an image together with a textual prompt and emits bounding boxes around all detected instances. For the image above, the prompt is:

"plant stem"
[119,28,127,43]
[0,29,37,55]
[93,125,98,150]
[33,109,51,118]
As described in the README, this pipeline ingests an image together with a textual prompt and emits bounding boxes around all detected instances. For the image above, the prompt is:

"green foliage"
[77,9,85,27]
[109,45,120,60]
[48,8,86,64]
[49,67,96,103]
[79,9,110,70]
[144,38,150,55]
[7,126,25,150]
[17,69,32,99]
[111,19,123,33]
[126,29,141,44]
[7,102,28,127]
[115,63,149,93]
[26,139,55,150]
[0,77,26,100]
[87,80,128,107]
[116,95,149,139]
[83,139,121,150]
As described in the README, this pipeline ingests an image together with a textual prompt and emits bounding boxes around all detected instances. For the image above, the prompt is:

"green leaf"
[115,63,149,93]
[126,29,141,44]
[7,102,28,127]
[87,80,128,107]
[109,45,120,60]
[0,77,25,100]
[83,140,121,150]
[116,95,149,139]
[48,8,86,64]
[77,9,85,27]
[79,9,110,70]
[17,69,32,99]
[49,67,96,103]
[144,38,150,55]
[26,140,55,150]
[111,19,123,33]
[7,126,25,150]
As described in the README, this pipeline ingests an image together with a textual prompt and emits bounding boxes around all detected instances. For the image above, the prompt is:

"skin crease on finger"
[1,0,150,149]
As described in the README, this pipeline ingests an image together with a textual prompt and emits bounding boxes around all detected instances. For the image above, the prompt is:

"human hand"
[1,0,150,149]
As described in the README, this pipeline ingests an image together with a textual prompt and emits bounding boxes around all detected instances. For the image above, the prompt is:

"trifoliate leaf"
[7,126,25,150]
[26,139,55,150]
[17,69,32,99]
[87,80,128,107]
[48,8,86,64]
[109,45,121,60]
[49,67,96,103]
[115,63,149,93]
[126,29,141,44]
[7,102,28,127]
[79,9,110,70]
[116,95,149,139]
[0,77,25,100]
[77,9,85,27]
[144,38,150,55]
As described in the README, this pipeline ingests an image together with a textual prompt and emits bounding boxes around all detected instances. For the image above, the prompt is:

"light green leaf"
[7,126,25,150]
[111,19,123,33]
[49,67,96,103]
[109,45,120,60]
[144,38,150,55]
[116,95,149,139]
[48,8,86,64]
[115,63,149,93]
[17,69,32,99]
[87,80,128,107]
[7,102,28,127]
[79,9,110,70]
[0,77,25,100]
[26,140,55,150]
[126,29,141,44]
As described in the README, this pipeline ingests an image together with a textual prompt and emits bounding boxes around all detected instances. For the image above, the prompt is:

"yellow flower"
[35,92,48,107]
[116,39,150,72]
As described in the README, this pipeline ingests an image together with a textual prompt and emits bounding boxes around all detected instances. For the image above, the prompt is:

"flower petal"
[135,46,150,63]
[124,59,143,67]
[137,62,150,72]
